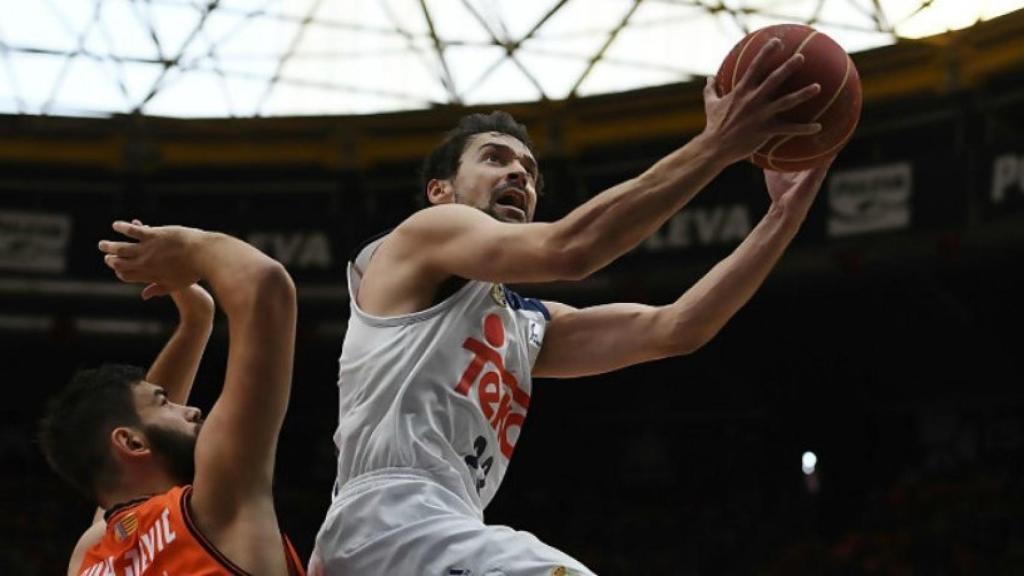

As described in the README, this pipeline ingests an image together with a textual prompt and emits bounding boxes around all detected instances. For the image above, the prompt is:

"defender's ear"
[426,179,454,206]
[111,427,150,459]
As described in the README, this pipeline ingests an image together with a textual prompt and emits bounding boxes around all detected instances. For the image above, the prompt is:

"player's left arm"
[533,162,829,378]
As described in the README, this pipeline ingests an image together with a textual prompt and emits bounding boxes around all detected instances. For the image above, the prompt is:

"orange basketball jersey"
[77,485,304,576]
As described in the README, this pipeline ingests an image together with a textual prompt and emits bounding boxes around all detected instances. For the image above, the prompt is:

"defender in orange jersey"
[78,484,303,576]
[40,222,303,576]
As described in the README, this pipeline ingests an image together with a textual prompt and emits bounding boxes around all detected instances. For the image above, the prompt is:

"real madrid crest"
[489,283,507,308]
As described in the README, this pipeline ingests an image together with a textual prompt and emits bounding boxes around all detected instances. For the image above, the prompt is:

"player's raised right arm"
[392,40,822,286]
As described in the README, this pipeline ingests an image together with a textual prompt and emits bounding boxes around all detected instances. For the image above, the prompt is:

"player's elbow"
[252,261,297,311]
[673,331,714,356]
[658,315,720,357]
[551,246,595,281]
[526,220,595,281]
[538,235,598,281]
[654,333,705,358]
[224,259,297,324]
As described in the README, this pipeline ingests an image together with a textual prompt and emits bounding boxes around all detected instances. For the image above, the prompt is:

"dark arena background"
[3,7,1024,575]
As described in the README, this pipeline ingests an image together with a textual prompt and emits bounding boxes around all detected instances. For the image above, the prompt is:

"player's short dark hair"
[420,111,544,194]
[38,363,145,500]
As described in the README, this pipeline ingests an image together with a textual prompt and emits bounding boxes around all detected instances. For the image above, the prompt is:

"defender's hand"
[98,221,207,299]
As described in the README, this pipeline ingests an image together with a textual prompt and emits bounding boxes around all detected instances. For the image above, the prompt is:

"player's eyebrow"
[478,142,538,178]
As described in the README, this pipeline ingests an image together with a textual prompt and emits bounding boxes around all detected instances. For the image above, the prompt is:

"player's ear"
[111,427,150,459]
[426,179,454,205]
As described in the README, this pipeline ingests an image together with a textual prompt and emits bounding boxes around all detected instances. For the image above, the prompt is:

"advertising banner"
[826,162,913,238]
[0,209,72,273]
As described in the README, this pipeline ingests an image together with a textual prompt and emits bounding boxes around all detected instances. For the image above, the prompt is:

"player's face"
[132,381,203,484]
[451,132,539,223]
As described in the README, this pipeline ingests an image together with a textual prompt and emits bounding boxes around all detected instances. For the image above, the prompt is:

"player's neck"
[101,470,177,510]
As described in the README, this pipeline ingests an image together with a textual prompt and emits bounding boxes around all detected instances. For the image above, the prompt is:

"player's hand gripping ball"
[716,23,862,171]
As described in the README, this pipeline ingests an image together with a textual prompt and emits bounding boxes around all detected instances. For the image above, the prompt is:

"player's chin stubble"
[144,423,198,485]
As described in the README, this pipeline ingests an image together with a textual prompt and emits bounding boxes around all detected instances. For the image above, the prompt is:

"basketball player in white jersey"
[311,39,832,575]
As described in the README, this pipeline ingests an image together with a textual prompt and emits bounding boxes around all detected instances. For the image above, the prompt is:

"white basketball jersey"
[331,236,550,513]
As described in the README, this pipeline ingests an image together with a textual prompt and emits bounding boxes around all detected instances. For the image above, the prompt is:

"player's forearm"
[147,323,210,399]
[551,131,732,279]
[146,319,212,404]
[146,287,215,403]
[659,203,803,352]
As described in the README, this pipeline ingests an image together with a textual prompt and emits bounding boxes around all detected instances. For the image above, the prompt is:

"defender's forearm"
[146,318,212,405]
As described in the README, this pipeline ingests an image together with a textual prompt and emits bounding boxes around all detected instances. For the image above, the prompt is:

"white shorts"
[309,469,596,576]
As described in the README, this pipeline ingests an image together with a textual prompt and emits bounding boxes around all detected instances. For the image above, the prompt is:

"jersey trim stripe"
[505,287,551,320]
[180,486,252,575]
[180,487,307,575]
[283,534,305,576]
[103,496,149,522]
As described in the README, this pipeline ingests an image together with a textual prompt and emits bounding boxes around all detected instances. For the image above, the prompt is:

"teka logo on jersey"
[454,313,531,459]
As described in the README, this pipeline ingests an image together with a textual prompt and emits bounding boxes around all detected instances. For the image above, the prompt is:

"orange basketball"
[715,23,862,171]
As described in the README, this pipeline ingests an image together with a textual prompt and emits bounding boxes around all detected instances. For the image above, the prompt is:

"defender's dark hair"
[38,363,145,500]
[420,111,544,195]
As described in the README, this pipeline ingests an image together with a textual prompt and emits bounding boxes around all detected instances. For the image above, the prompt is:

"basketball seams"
[764,32,819,161]
[814,51,851,123]
[740,27,812,170]
[750,28,820,167]
[760,123,856,169]
[794,31,820,62]
[721,24,860,171]
[731,29,766,91]
[766,38,853,168]
[766,100,860,166]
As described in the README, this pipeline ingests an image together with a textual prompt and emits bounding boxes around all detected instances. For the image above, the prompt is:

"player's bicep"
[534,301,672,378]
[395,205,578,284]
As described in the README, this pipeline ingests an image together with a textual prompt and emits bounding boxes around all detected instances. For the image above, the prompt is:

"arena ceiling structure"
[1,0,1022,118]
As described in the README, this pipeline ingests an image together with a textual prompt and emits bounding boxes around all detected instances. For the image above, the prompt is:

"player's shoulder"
[398,203,488,234]
[385,205,494,267]
[67,519,107,576]
[369,205,475,257]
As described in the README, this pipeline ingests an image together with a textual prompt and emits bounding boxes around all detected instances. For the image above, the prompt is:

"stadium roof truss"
[0,0,1021,118]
